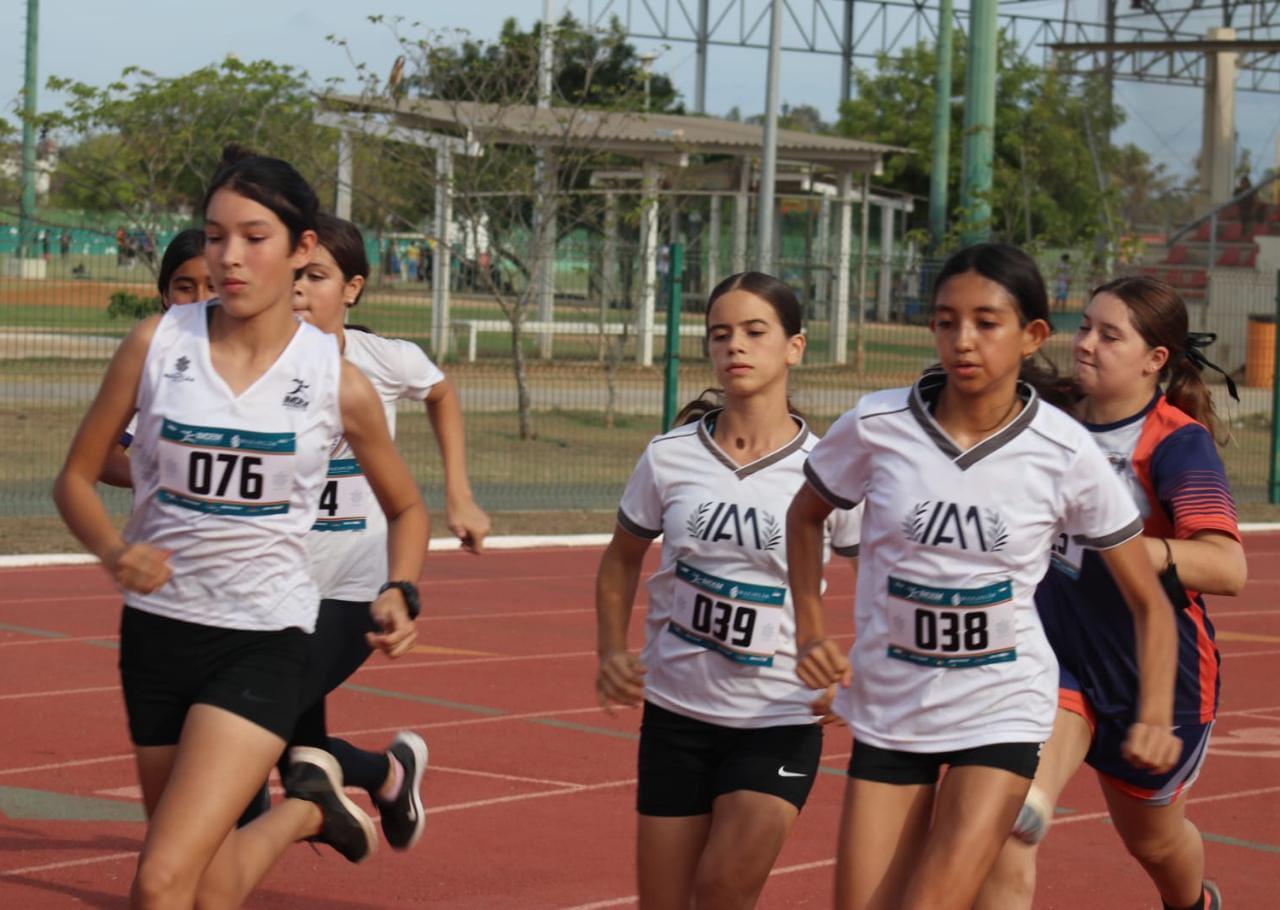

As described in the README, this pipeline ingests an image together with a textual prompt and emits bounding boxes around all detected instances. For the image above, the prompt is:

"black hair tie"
[1178,332,1240,402]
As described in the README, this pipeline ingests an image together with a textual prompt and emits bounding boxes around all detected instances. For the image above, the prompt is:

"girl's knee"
[132,853,196,908]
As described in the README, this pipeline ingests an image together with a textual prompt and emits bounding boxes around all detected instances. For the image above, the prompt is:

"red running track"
[0,540,1278,908]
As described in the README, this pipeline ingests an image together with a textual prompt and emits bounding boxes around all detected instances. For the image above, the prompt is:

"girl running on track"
[787,242,1183,910]
[276,211,490,847]
[596,271,861,910]
[975,275,1245,910]
[101,230,217,488]
[54,148,428,908]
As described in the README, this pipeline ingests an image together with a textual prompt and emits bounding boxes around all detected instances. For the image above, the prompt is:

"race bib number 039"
[312,458,370,532]
[157,419,295,517]
[667,561,785,666]
[886,576,1017,668]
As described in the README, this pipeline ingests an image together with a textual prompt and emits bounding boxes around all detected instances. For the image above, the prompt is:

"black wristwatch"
[378,580,421,620]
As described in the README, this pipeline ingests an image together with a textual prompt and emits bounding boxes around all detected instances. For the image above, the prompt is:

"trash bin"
[1246,314,1276,388]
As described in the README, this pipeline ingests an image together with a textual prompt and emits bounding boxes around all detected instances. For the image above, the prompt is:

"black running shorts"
[848,738,1043,785]
[119,605,308,746]
[636,701,823,816]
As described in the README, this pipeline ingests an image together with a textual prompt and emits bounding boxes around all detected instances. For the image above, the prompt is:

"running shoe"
[1010,784,1053,845]
[377,731,429,850]
[1204,879,1223,910]
[285,747,377,863]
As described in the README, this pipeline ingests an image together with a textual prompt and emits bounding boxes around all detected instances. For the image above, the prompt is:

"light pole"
[639,50,658,112]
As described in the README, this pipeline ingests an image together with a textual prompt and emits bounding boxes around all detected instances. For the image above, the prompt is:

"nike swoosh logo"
[241,689,273,704]
[777,765,807,778]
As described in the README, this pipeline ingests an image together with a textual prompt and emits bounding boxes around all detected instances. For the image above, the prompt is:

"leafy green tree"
[37,57,328,270]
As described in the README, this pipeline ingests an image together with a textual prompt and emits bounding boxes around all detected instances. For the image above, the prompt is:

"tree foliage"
[836,36,1182,252]
[36,57,330,267]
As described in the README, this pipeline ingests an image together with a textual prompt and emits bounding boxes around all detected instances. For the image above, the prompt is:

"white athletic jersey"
[619,410,862,729]
[123,301,343,632]
[804,374,1143,751]
[306,329,444,601]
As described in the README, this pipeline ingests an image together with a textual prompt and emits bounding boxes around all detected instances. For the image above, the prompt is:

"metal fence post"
[662,244,685,432]
[1270,269,1280,503]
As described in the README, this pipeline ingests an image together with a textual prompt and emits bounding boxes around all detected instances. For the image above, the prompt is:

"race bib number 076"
[886,576,1017,668]
[157,419,295,517]
[667,561,785,666]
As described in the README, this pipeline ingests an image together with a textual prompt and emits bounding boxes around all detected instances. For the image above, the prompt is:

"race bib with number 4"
[667,561,785,666]
[886,576,1017,668]
[312,458,370,532]
[157,419,295,516]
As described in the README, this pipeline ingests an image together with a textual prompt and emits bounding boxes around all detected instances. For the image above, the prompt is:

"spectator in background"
[60,229,72,258]
[1236,174,1256,239]
[116,226,127,265]
[1054,253,1071,311]
[406,242,420,282]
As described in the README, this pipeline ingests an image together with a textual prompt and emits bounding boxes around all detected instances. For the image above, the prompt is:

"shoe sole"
[389,732,430,850]
[289,747,378,864]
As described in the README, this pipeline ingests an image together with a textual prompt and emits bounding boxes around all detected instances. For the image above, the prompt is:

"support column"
[335,129,353,221]
[831,169,853,365]
[877,204,894,321]
[707,193,721,293]
[856,173,871,371]
[637,160,661,366]
[960,0,998,241]
[431,151,453,358]
[17,0,39,263]
[732,160,750,273]
[536,151,558,359]
[603,190,619,310]
[1200,27,1238,210]
[929,0,954,249]
[694,0,710,113]
[817,194,831,309]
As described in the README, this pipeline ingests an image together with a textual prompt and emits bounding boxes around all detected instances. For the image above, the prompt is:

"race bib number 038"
[667,561,785,666]
[886,576,1017,668]
[157,419,295,517]
[312,458,370,532]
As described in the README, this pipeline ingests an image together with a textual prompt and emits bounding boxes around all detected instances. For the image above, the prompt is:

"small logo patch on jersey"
[902,500,1008,552]
[686,501,782,551]
[282,378,310,410]
[163,355,194,382]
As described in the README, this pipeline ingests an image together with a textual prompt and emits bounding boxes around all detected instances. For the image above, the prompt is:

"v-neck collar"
[197,299,305,402]
[907,371,1039,471]
[696,408,808,480]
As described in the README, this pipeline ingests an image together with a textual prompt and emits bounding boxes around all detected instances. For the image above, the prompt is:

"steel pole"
[929,0,954,250]
[757,0,783,270]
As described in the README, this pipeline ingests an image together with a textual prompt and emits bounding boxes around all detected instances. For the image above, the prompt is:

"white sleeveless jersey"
[306,329,443,602]
[619,410,861,729]
[123,301,343,632]
[804,374,1142,751]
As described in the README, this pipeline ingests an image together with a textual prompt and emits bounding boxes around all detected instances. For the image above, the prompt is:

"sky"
[3,0,1278,186]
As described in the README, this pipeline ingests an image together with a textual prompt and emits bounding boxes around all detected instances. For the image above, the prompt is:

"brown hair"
[674,271,805,427]
[1089,275,1224,441]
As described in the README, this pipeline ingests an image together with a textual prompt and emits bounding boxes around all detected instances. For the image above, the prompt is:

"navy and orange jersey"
[1038,393,1240,725]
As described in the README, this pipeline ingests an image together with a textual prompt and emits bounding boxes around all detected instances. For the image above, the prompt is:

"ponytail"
[1165,353,1224,443]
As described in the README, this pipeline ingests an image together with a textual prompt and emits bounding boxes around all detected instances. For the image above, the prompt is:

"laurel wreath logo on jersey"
[902,500,1009,552]
[686,501,783,551]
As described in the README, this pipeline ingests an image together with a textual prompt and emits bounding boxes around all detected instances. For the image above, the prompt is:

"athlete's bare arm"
[1142,530,1246,596]
[1099,536,1183,774]
[423,377,490,553]
[787,481,851,690]
[54,316,171,593]
[595,526,652,713]
[341,360,429,658]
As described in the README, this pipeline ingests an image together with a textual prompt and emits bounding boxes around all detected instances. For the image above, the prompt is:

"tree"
[836,37,1164,252]
[37,57,328,272]
[339,17,669,440]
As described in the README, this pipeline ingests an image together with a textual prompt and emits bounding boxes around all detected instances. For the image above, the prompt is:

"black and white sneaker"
[285,747,377,864]
[377,731,429,850]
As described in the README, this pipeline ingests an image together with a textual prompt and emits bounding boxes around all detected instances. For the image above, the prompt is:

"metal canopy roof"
[321,94,905,171]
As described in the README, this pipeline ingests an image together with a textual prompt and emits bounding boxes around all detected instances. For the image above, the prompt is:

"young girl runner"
[787,243,1183,910]
[282,212,490,847]
[54,149,428,908]
[975,276,1244,910]
[596,271,860,909]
